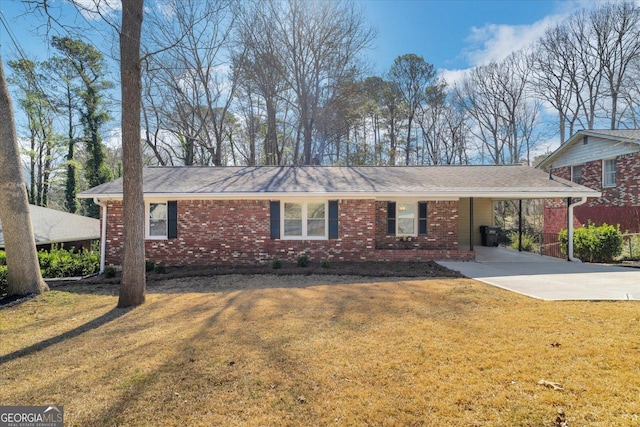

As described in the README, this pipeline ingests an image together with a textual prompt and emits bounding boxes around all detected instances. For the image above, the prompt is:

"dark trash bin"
[480,225,499,247]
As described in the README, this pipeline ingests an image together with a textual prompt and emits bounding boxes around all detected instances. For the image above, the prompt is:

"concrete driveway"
[437,246,640,301]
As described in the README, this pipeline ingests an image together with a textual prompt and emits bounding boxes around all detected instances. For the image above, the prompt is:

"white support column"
[568,197,587,262]
[94,198,108,273]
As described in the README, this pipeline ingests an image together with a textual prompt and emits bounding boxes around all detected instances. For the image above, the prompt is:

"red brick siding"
[102,198,472,267]
[374,201,458,250]
[544,152,640,233]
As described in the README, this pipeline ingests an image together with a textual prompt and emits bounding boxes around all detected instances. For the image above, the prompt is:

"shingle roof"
[0,205,100,248]
[78,165,599,200]
[580,129,640,141]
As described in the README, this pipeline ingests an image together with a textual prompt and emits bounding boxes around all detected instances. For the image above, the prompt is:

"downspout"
[94,197,107,273]
[567,197,587,262]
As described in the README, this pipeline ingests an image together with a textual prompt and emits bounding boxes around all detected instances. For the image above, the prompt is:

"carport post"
[518,199,523,252]
[469,197,474,251]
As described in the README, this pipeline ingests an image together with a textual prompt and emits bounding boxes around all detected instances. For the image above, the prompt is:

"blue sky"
[361,0,587,78]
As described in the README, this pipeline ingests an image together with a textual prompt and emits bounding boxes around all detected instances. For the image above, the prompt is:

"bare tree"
[0,59,49,296]
[233,0,286,165]
[590,1,640,129]
[530,26,577,144]
[270,0,374,165]
[455,53,539,165]
[144,1,238,166]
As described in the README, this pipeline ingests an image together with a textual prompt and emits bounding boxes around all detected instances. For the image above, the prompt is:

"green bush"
[153,263,166,274]
[104,265,117,278]
[272,259,283,270]
[559,222,623,263]
[0,265,7,297]
[321,259,330,268]
[0,247,99,294]
[37,247,100,278]
[508,231,536,252]
[145,260,156,272]
[297,255,310,267]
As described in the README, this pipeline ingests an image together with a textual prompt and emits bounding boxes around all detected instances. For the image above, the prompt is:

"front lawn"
[1,274,638,426]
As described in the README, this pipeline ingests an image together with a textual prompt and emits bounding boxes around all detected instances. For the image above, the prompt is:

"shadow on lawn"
[0,306,131,366]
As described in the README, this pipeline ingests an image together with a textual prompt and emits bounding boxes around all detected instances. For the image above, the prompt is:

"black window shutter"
[168,201,178,239]
[418,202,427,235]
[387,202,396,236]
[328,200,339,239]
[270,201,280,239]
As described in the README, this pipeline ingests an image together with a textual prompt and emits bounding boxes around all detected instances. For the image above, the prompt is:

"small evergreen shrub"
[104,265,117,278]
[272,259,283,269]
[0,248,99,293]
[508,231,536,252]
[145,260,156,272]
[153,263,166,274]
[0,265,7,297]
[559,222,623,263]
[297,255,310,267]
[321,259,330,268]
[37,247,99,277]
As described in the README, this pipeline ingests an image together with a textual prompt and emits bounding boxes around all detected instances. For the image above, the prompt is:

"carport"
[438,246,640,301]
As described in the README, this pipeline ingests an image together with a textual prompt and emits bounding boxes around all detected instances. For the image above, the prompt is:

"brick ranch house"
[78,165,598,271]
[537,129,640,234]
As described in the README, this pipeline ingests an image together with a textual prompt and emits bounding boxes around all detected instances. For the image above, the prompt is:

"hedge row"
[0,248,99,297]
[559,222,623,263]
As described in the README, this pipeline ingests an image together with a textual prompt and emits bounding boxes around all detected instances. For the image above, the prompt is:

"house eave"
[80,190,601,201]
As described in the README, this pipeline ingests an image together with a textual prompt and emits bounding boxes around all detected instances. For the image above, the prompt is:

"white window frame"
[602,158,616,188]
[281,200,328,240]
[571,164,583,185]
[146,201,168,240]
[396,201,418,237]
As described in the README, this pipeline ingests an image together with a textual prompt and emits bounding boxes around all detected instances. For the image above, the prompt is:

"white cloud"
[463,15,563,67]
[73,0,121,20]
[439,68,471,87]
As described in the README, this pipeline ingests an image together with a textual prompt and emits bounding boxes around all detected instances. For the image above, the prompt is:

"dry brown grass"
[1,274,639,426]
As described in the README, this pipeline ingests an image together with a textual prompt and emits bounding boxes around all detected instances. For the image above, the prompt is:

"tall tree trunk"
[0,59,48,296]
[118,0,145,308]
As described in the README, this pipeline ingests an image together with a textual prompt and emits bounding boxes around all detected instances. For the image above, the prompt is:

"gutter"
[93,198,107,273]
[568,197,588,262]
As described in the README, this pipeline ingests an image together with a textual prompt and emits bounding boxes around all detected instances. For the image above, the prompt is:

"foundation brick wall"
[544,152,640,233]
[102,198,472,267]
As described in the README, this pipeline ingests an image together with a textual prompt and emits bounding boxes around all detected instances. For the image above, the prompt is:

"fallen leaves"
[538,379,564,391]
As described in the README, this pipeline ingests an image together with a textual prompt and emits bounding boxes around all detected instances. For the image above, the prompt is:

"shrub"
[272,259,283,269]
[559,222,623,263]
[0,265,7,297]
[153,263,166,274]
[321,259,330,268]
[37,247,99,278]
[297,255,310,267]
[508,231,536,252]
[145,260,156,272]
[104,265,117,278]
[0,247,99,291]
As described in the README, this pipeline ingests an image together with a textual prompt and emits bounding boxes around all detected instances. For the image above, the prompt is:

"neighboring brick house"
[79,165,597,270]
[538,129,640,234]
